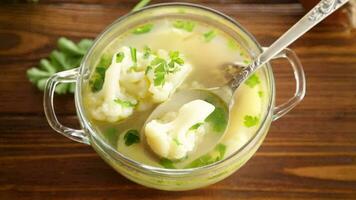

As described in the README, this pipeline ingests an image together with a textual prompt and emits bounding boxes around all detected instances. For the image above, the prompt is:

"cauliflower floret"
[89,46,192,122]
[146,50,192,102]
[145,100,215,160]
[90,49,137,122]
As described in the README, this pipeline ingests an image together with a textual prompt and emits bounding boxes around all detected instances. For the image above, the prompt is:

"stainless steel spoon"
[144,0,349,159]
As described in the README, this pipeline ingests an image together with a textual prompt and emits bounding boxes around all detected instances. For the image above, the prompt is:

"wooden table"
[1,1,355,199]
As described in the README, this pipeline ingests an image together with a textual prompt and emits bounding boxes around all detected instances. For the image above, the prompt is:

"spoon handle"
[231,0,349,89]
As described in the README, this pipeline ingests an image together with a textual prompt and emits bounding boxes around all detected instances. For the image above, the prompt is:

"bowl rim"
[75,2,275,175]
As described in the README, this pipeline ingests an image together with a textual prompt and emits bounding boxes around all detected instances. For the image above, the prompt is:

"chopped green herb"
[105,127,118,146]
[185,144,227,168]
[132,24,153,34]
[151,57,167,86]
[145,65,152,75]
[258,91,264,98]
[159,158,176,169]
[189,122,204,131]
[245,74,260,88]
[203,30,216,42]
[240,52,245,56]
[168,51,184,73]
[154,64,166,86]
[114,98,137,108]
[215,143,226,159]
[173,20,195,32]
[243,60,251,65]
[205,107,228,133]
[243,115,259,128]
[124,129,140,146]
[89,54,112,93]
[143,46,151,59]
[227,39,239,50]
[173,138,182,146]
[116,52,125,63]
[130,47,137,63]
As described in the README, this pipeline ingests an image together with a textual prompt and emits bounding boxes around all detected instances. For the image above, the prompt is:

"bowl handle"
[43,68,90,145]
[269,48,306,121]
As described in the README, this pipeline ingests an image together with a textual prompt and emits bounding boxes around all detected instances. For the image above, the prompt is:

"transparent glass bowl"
[44,3,306,191]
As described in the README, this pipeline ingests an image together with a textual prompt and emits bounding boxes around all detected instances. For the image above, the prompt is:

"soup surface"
[83,18,268,169]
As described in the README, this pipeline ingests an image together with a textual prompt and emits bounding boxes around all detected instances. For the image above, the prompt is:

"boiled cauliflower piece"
[90,50,137,122]
[145,100,215,160]
[89,46,192,122]
[146,50,192,102]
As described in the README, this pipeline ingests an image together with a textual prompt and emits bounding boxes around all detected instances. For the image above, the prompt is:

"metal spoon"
[144,0,349,159]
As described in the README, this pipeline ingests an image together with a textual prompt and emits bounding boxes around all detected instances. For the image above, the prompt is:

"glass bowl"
[44,3,306,191]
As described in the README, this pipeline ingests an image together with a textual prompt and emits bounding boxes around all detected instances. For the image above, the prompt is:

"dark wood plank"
[0,1,355,199]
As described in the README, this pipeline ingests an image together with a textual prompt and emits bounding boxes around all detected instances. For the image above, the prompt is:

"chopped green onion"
[143,46,151,59]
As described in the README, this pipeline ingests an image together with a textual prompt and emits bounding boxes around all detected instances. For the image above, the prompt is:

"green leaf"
[124,129,140,146]
[243,115,259,128]
[143,46,151,59]
[185,144,226,168]
[153,63,166,86]
[132,24,153,34]
[159,158,176,169]
[173,138,182,146]
[173,20,195,32]
[58,37,84,56]
[78,39,94,52]
[114,98,137,108]
[205,107,228,133]
[258,91,264,98]
[189,122,203,131]
[131,0,151,12]
[203,30,216,42]
[116,52,125,63]
[39,59,56,74]
[130,47,137,63]
[245,74,260,88]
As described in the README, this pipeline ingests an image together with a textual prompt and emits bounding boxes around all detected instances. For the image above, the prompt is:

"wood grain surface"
[0,1,356,199]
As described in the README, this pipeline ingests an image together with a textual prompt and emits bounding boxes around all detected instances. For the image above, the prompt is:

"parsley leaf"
[116,52,125,63]
[205,107,228,133]
[173,20,195,32]
[143,46,151,59]
[132,23,153,34]
[173,138,182,146]
[189,122,204,131]
[89,54,112,93]
[124,129,140,146]
[167,51,184,73]
[27,37,93,94]
[159,158,176,169]
[203,30,216,42]
[114,98,137,108]
[258,91,264,98]
[243,115,259,127]
[245,74,260,88]
[151,57,167,86]
[185,143,227,168]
